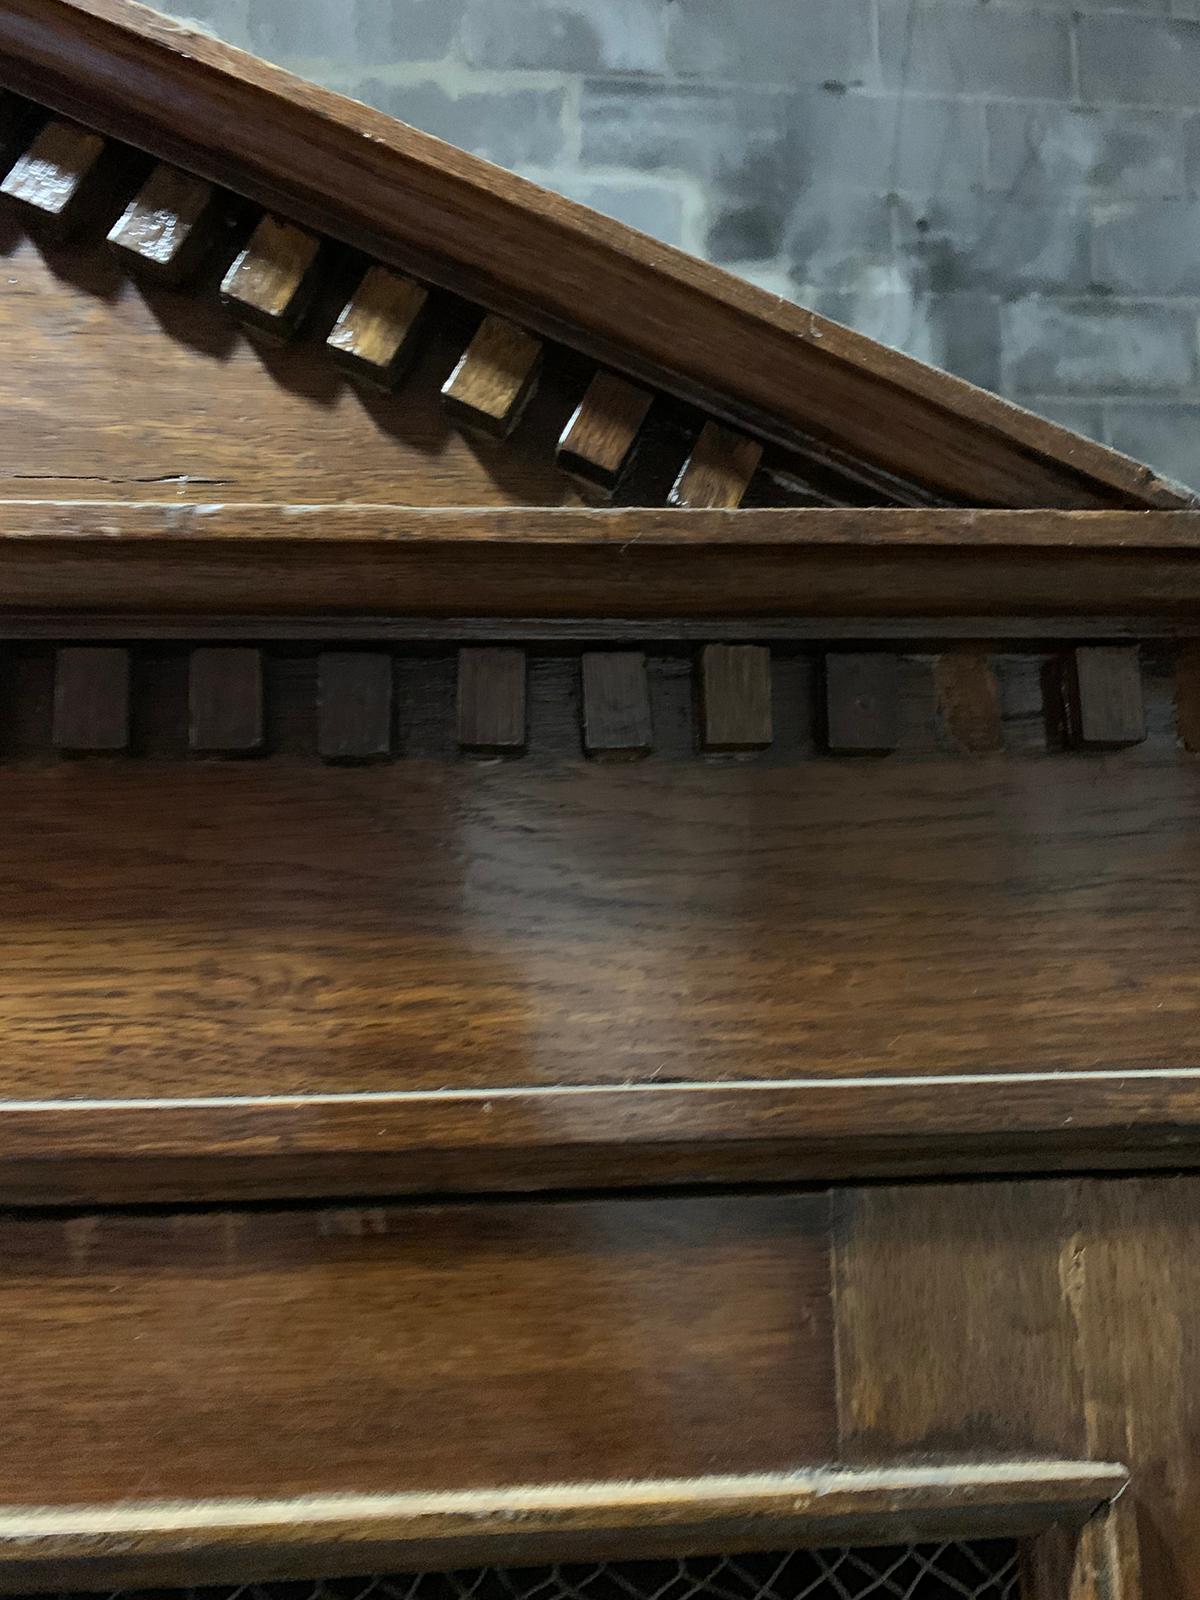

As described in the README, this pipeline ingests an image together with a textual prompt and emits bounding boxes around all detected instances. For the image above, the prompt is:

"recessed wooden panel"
[1068,647,1146,748]
[700,644,772,751]
[934,650,1004,753]
[670,422,763,508]
[582,652,652,759]
[825,653,900,754]
[327,265,428,384]
[189,648,263,753]
[442,316,542,438]
[457,647,526,754]
[107,162,219,282]
[0,118,106,235]
[317,651,392,762]
[220,214,321,336]
[558,372,653,494]
[51,647,130,752]
[0,1194,834,1505]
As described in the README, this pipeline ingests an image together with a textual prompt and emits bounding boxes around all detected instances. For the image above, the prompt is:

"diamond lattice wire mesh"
[40,1541,1022,1600]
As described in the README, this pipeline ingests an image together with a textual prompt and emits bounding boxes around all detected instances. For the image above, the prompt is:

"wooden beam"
[2,506,1200,621]
[0,0,1186,508]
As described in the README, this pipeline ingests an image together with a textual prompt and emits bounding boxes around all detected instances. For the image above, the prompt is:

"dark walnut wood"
[671,421,763,509]
[442,316,542,438]
[557,372,653,495]
[188,646,263,752]
[107,160,219,282]
[317,651,392,762]
[1067,646,1147,748]
[220,213,321,336]
[51,645,129,751]
[457,646,526,754]
[581,651,653,759]
[0,0,1185,507]
[700,643,773,751]
[824,653,900,754]
[3,506,1200,621]
[326,264,428,386]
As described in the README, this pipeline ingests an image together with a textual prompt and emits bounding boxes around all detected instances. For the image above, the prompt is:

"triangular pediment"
[0,0,1191,520]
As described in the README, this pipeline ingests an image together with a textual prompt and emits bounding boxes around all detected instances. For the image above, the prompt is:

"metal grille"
[39,1542,1022,1600]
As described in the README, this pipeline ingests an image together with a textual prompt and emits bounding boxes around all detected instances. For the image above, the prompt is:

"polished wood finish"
[0,1193,834,1502]
[1178,643,1200,752]
[0,0,1185,507]
[0,1463,1125,1594]
[220,213,321,336]
[457,646,526,753]
[317,651,392,762]
[825,653,900,754]
[51,645,129,751]
[558,373,653,495]
[326,264,428,385]
[0,118,105,235]
[581,651,652,759]
[700,644,772,751]
[5,506,1200,621]
[442,317,542,438]
[107,161,218,281]
[1069,646,1146,748]
[188,646,262,752]
[671,422,763,509]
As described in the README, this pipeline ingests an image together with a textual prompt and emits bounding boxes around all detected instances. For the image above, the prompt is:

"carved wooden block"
[189,648,263,753]
[107,162,219,282]
[825,653,900,754]
[558,372,653,494]
[52,647,130,752]
[317,652,393,762]
[700,644,772,752]
[1068,647,1145,749]
[934,650,1003,754]
[582,652,653,760]
[670,421,763,508]
[457,648,526,755]
[220,214,321,336]
[327,265,428,385]
[442,316,542,437]
[0,119,108,236]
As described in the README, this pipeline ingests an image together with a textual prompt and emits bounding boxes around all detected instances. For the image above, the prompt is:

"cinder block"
[668,0,877,89]
[462,0,670,73]
[356,80,567,168]
[1077,15,1200,106]
[548,173,688,248]
[879,1,1071,98]
[785,188,893,287]
[788,90,986,195]
[1094,199,1200,295]
[891,191,1093,296]
[1000,300,1197,393]
[987,103,1185,199]
[581,80,787,180]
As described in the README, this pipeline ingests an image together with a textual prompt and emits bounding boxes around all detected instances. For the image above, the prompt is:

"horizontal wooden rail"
[7,1073,1200,1204]
[0,505,1199,620]
[0,1462,1128,1592]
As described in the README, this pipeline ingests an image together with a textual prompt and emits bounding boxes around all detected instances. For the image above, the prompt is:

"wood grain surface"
[0,237,582,506]
[106,161,219,282]
[3,504,1200,621]
[0,0,1186,508]
[0,1193,835,1504]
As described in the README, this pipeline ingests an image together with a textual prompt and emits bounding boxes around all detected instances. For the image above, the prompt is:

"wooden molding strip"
[0,1462,1127,1592]
[1,505,1200,621]
[0,0,1187,510]
[6,1073,1200,1204]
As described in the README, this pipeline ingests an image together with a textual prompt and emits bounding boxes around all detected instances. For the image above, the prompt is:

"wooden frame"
[0,1463,1127,1593]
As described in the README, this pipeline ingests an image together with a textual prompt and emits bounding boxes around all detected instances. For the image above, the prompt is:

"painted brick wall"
[164,0,1200,491]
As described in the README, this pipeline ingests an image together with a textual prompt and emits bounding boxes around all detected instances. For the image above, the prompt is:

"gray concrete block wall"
[162,0,1200,491]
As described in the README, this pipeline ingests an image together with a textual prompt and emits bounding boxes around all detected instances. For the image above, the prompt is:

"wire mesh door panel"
[31,1542,1023,1600]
